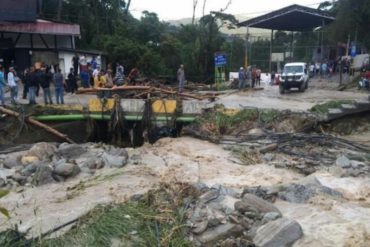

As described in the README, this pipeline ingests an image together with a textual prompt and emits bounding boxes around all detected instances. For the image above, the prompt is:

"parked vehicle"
[279,62,309,94]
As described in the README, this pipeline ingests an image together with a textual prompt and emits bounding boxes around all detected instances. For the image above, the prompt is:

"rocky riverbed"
[0,137,370,246]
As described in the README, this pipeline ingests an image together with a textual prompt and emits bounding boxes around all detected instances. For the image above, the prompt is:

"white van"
[279,62,309,94]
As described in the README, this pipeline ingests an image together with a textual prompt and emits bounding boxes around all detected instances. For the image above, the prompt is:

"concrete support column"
[269,29,274,73]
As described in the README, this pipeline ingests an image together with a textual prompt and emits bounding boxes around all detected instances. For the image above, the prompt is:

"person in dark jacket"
[22,68,30,99]
[67,68,77,94]
[28,67,38,105]
[40,66,53,104]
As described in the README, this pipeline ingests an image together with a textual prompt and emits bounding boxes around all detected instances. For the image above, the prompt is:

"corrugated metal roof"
[238,4,335,31]
[0,19,80,36]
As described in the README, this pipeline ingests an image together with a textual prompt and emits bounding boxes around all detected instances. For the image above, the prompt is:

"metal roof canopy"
[0,19,80,36]
[238,4,335,31]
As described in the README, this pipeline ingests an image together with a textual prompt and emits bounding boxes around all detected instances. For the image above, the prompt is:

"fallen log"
[0,106,75,144]
[77,86,152,94]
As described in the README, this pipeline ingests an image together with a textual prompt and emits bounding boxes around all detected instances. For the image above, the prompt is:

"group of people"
[72,54,141,90]
[308,58,351,79]
[0,53,146,106]
[22,65,66,105]
[238,66,261,89]
[0,64,68,106]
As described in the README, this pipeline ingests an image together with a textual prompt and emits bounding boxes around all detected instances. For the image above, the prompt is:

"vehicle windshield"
[284,66,303,74]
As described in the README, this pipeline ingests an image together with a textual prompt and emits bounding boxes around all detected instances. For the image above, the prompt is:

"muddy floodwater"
[1,137,370,246]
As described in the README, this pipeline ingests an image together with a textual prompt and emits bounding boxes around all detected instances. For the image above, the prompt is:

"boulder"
[241,194,281,214]
[207,209,226,227]
[20,164,38,177]
[253,217,303,247]
[27,142,57,161]
[234,201,258,214]
[197,223,244,246]
[106,147,128,158]
[57,143,87,161]
[75,157,99,169]
[278,183,342,204]
[3,153,23,169]
[192,220,209,235]
[32,165,55,186]
[102,152,128,168]
[199,189,220,204]
[262,212,281,223]
[10,173,28,185]
[21,155,39,165]
[0,178,6,187]
[336,155,351,168]
[54,162,80,177]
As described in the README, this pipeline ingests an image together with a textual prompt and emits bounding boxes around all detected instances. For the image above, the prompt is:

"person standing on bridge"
[40,66,53,105]
[7,67,18,104]
[28,67,38,105]
[0,65,6,106]
[54,69,65,104]
[177,64,185,92]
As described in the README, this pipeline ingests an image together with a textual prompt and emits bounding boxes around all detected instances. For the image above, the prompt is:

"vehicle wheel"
[279,85,285,94]
[305,81,308,89]
[299,82,306,92]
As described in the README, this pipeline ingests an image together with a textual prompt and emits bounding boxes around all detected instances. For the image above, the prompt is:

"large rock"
[26,142,57,161]
[20,164,38,177]
[106,147,128,158]
[0,178,5,187]
[32,165,55,186]
[10,173,27,185]
[197,223,244,246]
[234,201,258,214]
[253,217,303,247]
[57,143,87,161]
[336,155,351,168]
[102,152,128,168]
[278,182,342,204]
[21,155,39,165]
[3,152,23,169]
[54,162,80,177]
[241,194,281,214]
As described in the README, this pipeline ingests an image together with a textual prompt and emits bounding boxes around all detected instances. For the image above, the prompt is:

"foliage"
[40,1,242,82]
[310,100,353,114]
[322,0,370,49]
[0,189,9,219]
[197,108,258,135]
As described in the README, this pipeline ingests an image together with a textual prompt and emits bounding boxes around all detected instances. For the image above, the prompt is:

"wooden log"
[0,106,75,144]
[258,143,278,154]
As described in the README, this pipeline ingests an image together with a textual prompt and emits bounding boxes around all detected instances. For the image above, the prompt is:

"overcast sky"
[130,0,321,20]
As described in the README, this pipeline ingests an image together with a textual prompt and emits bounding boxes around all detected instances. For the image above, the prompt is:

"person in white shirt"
[8,67,18,103]
[93,66,100,78]
[309,64,315,78]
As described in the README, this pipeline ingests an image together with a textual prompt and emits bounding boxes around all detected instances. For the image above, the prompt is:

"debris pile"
[186,184,303,247]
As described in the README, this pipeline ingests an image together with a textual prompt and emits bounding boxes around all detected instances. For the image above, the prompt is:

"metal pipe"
[32,114,196,122]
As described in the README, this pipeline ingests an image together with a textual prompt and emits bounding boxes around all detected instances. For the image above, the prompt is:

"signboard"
[214,54,227,66]
[271,53,284,62]
[0,0,37,22]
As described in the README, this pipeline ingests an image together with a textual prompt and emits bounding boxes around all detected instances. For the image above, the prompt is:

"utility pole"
[244,27,250,68]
